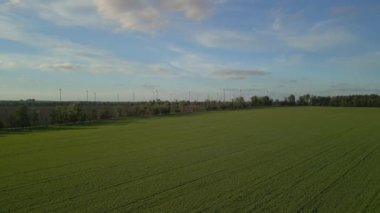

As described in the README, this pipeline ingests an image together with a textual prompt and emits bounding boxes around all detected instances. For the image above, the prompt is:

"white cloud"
[166,46,268,80]
[1,14,265,80]
[3,0,215,32]
[160,0,213,20]
[95,0,214,32]
[0,2,265,80]
[0,14,148,75]
[0,58,17,69]
[38,63,85,72]
[2,13,264,80]
[2,0,103,27]
[195,30,259,50]
[94,0,166,32]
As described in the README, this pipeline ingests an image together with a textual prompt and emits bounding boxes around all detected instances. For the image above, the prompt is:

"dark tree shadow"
[0,117,144,138]
[0,112,215,138]
[0,126,95,137]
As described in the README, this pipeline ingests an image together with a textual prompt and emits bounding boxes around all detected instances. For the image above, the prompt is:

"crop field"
[1,107,380,212]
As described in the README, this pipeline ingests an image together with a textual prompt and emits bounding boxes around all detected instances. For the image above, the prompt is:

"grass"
[1,107,380,212]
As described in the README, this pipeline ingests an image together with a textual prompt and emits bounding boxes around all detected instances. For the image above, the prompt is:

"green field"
[1,107,380,212]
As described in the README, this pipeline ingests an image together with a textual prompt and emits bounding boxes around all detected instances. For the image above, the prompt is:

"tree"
[233,97,246,109]
[261,96,273,106]
[297,94,311,106]
[0,120,4,130]
[67,104,85,122]
[89,108,98,121]
[7,105,30,128]
[251,96,273,106]
[100,108,112,119]
[287,94,296,106]
[50,106,66,124]
[251,96,261,106]
[30,108,40,126]
[113,106,123,118]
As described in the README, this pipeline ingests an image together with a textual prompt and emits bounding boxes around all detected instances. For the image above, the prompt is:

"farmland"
[1,107,380,212]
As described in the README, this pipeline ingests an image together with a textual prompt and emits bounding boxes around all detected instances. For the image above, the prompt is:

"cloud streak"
[2,0,215,33]
[213,69,270,80]
[195,30,259,50]
[95,0,215,32]
[281,29,354,51]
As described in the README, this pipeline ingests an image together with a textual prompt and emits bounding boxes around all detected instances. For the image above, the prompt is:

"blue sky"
[0,0,380,101]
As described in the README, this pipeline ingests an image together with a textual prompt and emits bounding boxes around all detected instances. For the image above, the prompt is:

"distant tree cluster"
[309,95,380,107]
[50,104,87,124]
[1,94,380,129]
[5,106,33,128]
[251,96,273,106]
[265,94,380,107]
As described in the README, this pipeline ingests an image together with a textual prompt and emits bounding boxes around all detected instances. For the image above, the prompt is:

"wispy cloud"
[195,30,258,50]
[330,5,358,16]
[2,0,216,33]
[328,51,380,72]
[281,29,354,51]
[271,9,355,51]
[274,54,304,65]
[1,0,103,27]
[330,4,380,17]
[1,14,267,81]
[141,84,160,89]
[0,14,152,75]
[165,46,269,80]
[213,69,270,80]
[324,82,380,95]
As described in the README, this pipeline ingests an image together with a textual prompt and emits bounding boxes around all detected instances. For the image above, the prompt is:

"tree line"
[1,94,380,129]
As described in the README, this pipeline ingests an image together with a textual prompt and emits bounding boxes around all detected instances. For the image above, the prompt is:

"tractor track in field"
[0,134,121,159]
[92,132,310,210]
[1,124,289,202]
[245,137,374,212]
[30,130,300,211]
[198,126,360,212]
[0,124,239,182]
[0,156,106,180]
[19,149,247,211]
[363,187,380,212]
[297,141,380,212]
[0,135,201,179]
[123,128,325,211]
[108,168,228,212]
[0,142,235,197]
[0,136,225,192]
[137,129,352,212]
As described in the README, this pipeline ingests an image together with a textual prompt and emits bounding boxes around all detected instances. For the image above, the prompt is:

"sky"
[0,0,380,101]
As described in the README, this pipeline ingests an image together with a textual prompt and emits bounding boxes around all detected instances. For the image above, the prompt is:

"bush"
[30,108,40,126]
[89,108,98,121]
[50,106,66,124]
[232,97,246,109]
[100,108,112,119]
[7,105,30,128]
